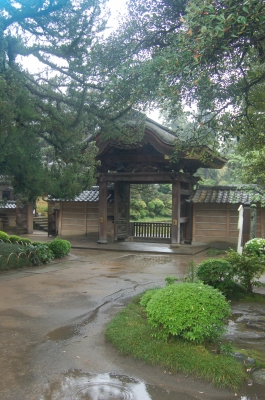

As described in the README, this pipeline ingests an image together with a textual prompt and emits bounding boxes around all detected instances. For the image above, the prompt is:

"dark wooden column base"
[171,180,180,244]
[98,179,108,244]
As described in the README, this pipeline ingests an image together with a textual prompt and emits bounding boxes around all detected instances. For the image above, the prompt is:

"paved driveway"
[0,248,264,400]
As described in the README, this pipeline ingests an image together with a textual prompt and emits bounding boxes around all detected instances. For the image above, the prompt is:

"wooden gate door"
[114,182,130,240]
[48,202,58,236]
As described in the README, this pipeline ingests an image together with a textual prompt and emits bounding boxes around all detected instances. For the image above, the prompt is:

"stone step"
[33,216,48,222]
[33,217,48,232]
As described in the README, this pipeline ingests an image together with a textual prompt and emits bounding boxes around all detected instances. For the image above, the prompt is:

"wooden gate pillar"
[171,180,181,244]
[98,179,108,244]
[27,203,33,234]
[114,182,130,240]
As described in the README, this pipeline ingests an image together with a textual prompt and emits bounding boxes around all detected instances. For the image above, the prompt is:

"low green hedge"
[0,231,9,242]
[0,230,71,270]
[8,235,21,243]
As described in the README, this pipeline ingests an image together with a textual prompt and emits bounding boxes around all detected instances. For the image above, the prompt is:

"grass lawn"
[105,295,247,391]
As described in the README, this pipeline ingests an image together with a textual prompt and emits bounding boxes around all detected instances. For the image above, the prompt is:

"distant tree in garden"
[158,184,172,195]
[148,198,165,215]
[131,199,147,212]
[130,184,159,203]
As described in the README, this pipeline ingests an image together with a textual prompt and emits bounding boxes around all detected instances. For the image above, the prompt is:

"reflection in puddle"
[41,370,198,400]
[45,325,80,341]
[40,369,265,400]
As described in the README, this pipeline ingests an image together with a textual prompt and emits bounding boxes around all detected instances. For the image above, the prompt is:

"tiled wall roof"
[47,187,113,202]
[190,185,260,204]
[0,200,16,209]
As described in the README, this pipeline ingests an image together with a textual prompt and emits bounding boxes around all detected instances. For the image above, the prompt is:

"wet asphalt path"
[0,249,264,400]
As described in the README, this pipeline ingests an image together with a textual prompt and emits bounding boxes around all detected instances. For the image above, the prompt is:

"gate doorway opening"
[98,177,194,245]
[129,184,172,241]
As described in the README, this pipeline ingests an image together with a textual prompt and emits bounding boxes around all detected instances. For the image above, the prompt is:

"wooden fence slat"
[133,222,172,238]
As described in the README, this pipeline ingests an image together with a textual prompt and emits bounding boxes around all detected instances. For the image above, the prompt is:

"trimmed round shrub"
[140,282,231,343]
[0,231,9,242]
[196,258,239,297]
[49,238,71,258]
[244,238,265,257]
[8,235,21,243]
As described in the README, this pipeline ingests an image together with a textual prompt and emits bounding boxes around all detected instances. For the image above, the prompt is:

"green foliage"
[158,184,172,194]
[220,342,235,356]
[0,243,31,270]
[32,241,44,246]
[0,231,9,242]
[196,259,239,298]
[162,208,172,218]
[113,0,265,186]
[105,297,245,390]
[244,238,265,257]
[140,283,230,343]
[147,198,165,215]
[196,259,232,284]
[0,240,55,270]
[25,244,54,266]
[165,276,179,285]
[49,238,71,258]
[139,209,147,218]
[183,259,197,282]
[130,209,140,221]
[130,185,172,222]
[197,252,265,297]
[225,249,265,293]
[18,238,32,245]
[130,199,147,211]
[1,0,153,202]
[8,235,21,243]
[0,243,21,258]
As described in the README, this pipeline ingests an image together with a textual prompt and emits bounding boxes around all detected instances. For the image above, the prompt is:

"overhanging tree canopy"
[113,0,265,143]
[107,0,265,189]
[0,0,152,202]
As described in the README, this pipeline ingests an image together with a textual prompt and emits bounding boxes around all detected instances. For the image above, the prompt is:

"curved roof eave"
[145,117,178,146]
[83,116,227,168]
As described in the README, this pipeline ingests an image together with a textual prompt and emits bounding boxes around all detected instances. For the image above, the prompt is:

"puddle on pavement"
[45,325,80,341]
[40,369,265,400]
[41,370,199,400]
[43,303,265,399]
[100,254,172,267]
[45,302,108,342]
